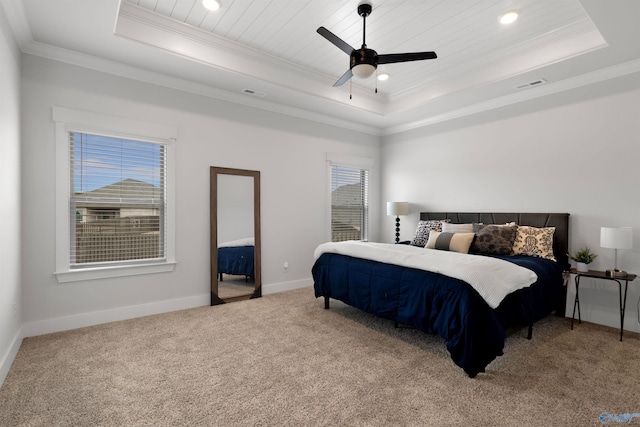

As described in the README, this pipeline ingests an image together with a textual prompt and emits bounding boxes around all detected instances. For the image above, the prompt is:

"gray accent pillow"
[470,223,518,255]
[410,219,450,247]
[426,231,475,254]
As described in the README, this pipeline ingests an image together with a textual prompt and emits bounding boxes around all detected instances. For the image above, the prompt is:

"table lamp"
[387,202,409,243]
[600,226,632,277]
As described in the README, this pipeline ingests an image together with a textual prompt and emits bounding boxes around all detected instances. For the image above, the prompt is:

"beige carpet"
[1,287,639,426]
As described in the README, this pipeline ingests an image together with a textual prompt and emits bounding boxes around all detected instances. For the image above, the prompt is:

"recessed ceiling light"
[377,73,390,81]
[202,0,222,11]
[499,10,519,25]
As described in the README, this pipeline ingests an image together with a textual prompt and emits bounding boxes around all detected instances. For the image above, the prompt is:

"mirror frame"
[210,166,261,305]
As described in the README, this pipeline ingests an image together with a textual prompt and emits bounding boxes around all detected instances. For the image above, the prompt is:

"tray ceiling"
[4,0,640,134]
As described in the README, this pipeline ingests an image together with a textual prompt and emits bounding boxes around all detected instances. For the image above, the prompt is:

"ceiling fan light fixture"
[317,3,436,88]
[202,0,222,11]
[352,63,376,79]
[499,10,519,25]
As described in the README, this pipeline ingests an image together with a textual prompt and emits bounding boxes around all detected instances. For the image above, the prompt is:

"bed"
[312,212,569,377]
[218,237,255,282]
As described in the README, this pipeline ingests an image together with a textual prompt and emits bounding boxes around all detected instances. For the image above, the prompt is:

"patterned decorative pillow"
[426,231,475,254]
[442,222,475,233]
[410,219,450,247]
[512,226,556,261]
[470,224,518,255]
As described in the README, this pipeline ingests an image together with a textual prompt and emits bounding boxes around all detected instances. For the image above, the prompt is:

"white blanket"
[219,237,254,248]
[314,241,537,309]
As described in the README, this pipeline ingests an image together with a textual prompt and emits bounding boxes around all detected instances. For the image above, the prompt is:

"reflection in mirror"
[217,174,254,299]
[210,167,261,305]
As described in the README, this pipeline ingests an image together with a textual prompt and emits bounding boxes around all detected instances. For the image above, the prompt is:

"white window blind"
[69,132,166,267]
[330,165,369,242]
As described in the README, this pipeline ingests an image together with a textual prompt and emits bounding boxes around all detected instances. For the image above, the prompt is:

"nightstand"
[570,268,637,341]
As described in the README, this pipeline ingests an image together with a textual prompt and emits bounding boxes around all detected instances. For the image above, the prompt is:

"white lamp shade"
[600,227,633,249]
[352,63,376,79]
[387,202,409,216]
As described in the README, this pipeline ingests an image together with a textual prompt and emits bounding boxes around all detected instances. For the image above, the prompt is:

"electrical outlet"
[283,261,289,272]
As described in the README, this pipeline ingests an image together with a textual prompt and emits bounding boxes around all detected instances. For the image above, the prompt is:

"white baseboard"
[20,279,312,338]
[21,294,210,338]
[0,327,24,388]
[262,278,311,294]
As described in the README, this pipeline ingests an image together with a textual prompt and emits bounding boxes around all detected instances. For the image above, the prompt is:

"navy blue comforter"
[218,246,255,278]
[312,253,564,377]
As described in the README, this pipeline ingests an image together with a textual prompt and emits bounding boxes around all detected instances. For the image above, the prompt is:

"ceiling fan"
[317,2,437,88]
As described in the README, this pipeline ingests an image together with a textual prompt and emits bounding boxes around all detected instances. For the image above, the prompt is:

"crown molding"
[21,40,382,137]
[115,2,386,113]
[387,21,608,115]
[20,36,640,139]
[383,58,640,136]
[7,0,640,138]
[0,0,33,49]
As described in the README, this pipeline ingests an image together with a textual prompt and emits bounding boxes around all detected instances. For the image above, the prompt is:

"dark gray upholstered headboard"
[419,212,570,269]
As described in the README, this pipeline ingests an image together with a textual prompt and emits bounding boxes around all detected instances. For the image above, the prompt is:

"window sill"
[55,261,176,283]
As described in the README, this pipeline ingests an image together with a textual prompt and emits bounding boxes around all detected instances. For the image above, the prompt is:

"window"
[54,107,176,282]
[330,165,369,242]
[70,133,166,267]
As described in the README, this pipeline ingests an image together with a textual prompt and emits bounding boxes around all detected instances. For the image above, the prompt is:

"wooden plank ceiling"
[125,0,597,97]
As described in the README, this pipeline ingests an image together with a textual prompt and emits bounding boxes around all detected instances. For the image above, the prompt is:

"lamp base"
[606,269,628,278]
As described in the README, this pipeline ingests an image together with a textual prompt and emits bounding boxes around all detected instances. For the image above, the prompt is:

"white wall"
[0,4,22,384]
[381,74,640,333]
[20,54,380,335]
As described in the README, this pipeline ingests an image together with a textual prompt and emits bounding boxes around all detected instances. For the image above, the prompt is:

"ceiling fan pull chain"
[349,78,352,99]
[375,69,378,93]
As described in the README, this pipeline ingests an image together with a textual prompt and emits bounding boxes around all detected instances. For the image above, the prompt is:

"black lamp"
[387,202,409,243]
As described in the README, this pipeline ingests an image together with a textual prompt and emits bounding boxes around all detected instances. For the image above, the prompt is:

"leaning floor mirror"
[210,166,261,305]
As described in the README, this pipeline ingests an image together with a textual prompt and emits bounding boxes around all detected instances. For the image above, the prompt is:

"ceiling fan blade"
[317,27,355,55]
[333,68,353,87]
[377,51,437,64]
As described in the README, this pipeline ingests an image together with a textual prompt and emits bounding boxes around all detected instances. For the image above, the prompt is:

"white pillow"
[442,223,475,233]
